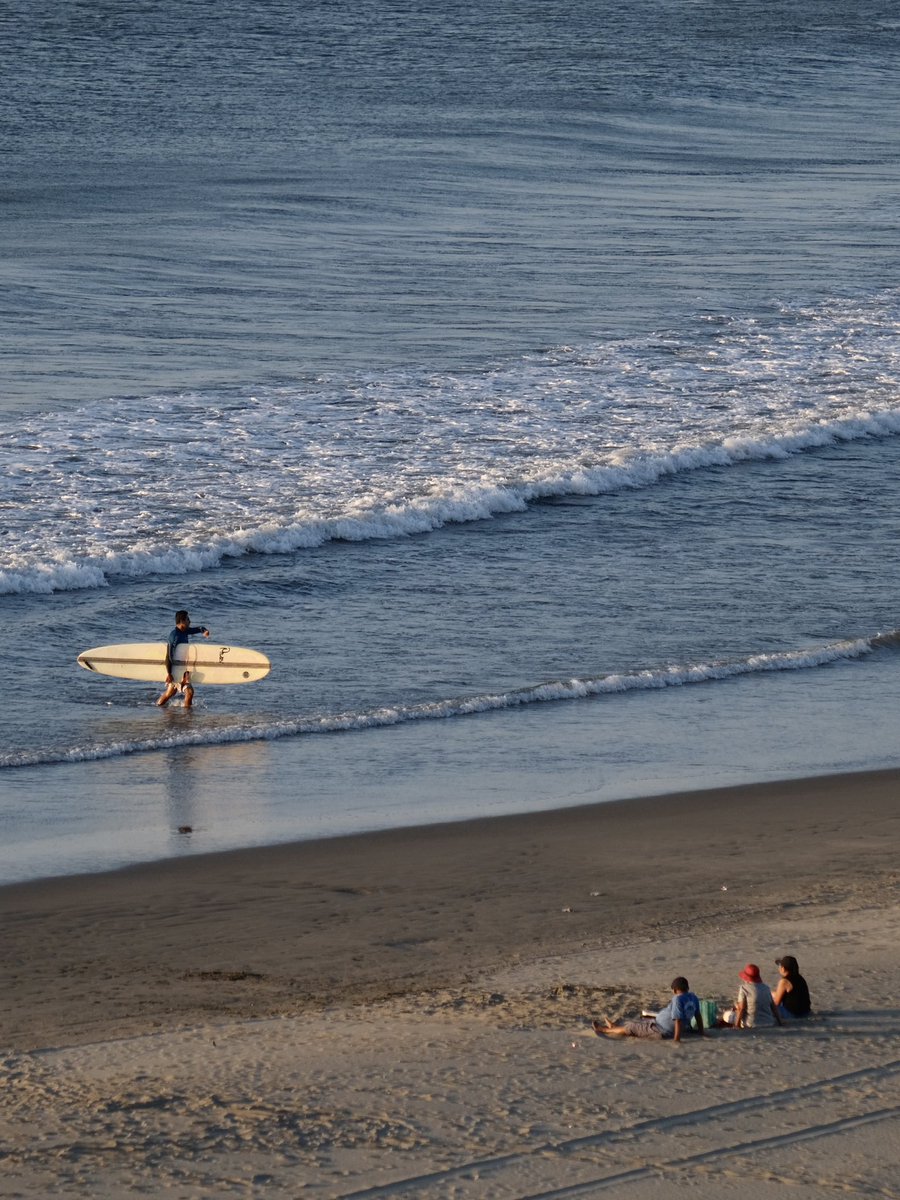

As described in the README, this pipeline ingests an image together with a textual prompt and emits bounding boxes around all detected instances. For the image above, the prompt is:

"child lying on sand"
[593,977,705,1043]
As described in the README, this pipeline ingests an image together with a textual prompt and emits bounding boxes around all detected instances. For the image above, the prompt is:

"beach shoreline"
[3,767,899,1197]
[3,766,898,1051]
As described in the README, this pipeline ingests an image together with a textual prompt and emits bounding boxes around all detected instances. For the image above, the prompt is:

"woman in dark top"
[772,955,811,1019]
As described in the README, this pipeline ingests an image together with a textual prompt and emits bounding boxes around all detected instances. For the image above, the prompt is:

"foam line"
[4,285,900,595]
[2,632,886,770]
[5,408,900,597]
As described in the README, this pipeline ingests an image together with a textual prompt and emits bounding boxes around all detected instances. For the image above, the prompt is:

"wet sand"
[2,769,899,1196]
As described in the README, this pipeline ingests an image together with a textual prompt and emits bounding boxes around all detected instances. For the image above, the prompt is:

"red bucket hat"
[739,963,762,983]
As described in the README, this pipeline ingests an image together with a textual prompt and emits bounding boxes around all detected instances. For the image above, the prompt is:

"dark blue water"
[4,0,899,408]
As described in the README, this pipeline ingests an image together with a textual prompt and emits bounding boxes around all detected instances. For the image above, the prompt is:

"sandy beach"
[2,769,899,1197]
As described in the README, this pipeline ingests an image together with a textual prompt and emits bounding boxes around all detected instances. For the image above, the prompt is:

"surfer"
[157,610,210,709]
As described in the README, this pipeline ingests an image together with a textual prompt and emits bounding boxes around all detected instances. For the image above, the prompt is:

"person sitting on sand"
[724,963,782,1028]
[772,955,811,1020]
[592,977,704,1043]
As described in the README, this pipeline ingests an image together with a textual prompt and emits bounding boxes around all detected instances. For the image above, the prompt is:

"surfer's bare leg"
[180,672,194,709]
[157,680,178,707]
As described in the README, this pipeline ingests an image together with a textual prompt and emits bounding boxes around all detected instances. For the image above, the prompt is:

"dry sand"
[2,769,899,1197]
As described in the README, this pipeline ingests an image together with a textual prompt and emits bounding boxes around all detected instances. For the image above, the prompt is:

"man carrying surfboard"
[157,610,210,709]
[78,628,269,693]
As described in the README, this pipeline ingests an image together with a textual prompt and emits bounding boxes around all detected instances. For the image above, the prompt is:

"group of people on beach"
[593,955,811,1042]
[720,956,811,1029]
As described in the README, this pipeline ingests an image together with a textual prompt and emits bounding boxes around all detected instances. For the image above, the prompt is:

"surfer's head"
[175,609,190,627]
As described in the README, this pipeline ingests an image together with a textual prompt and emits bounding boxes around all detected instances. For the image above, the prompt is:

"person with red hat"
[731,963,782,1029]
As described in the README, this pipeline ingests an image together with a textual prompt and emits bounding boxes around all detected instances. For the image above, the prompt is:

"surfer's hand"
[165,674,174,683]
[202,629,210,638]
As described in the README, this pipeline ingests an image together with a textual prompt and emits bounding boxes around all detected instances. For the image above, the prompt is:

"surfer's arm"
[164,636,177,682]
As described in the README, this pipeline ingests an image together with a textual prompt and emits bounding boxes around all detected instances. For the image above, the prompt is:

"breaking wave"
[3,290,900,595]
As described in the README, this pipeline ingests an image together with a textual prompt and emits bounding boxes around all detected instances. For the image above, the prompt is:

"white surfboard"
[77,642,271,685]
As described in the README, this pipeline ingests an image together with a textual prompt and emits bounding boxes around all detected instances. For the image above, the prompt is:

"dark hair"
[175,610,189,623]
[671,976,689,992]
[776,955,799,976]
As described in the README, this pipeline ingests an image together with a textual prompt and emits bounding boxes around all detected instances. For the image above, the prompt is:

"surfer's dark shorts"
[620,1018,665,1039]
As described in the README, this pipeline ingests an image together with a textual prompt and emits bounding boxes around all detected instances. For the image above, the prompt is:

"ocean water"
[3,0,900,883]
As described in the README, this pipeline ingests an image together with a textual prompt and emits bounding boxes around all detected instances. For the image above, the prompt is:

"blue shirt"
[654,990,701,1037]
[165,625,208,672]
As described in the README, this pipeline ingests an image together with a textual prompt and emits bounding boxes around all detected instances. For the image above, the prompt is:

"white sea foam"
[3,292,900,594]
[0,632,882,769]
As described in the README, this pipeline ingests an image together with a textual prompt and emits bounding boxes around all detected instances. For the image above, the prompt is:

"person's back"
[782,971,811,1017]
[738,980,776,1027]
[655,985,701,1037]
[774,955,812,1020]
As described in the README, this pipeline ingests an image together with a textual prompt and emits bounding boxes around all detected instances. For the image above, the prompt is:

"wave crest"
[4,291,900,594]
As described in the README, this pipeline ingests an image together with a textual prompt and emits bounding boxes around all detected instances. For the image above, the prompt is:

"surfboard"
[76,642,271,686]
